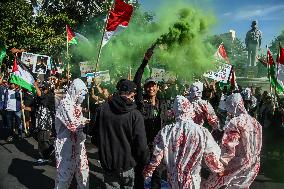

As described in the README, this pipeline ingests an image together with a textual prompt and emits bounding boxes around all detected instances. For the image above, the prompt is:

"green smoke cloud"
[73,0,217,82]
[154,5,216,81]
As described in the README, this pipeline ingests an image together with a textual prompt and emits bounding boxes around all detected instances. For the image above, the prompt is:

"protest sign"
[21,52,37,66]
[80,62,96,77]
[21,53,51,74]
[203,64,232,83]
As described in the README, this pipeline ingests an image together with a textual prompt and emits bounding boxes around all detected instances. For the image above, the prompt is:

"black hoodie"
[92,95,149,172]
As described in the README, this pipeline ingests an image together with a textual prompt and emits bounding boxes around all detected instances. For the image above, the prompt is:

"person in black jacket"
[92,80,149,189]
[133,47,169,189]
[33,81,55,163]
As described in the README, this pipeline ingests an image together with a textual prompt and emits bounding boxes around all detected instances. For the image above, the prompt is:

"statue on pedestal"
[245,21,262,67]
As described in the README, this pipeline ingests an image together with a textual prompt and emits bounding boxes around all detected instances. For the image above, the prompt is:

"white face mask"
[76,90,87,104]
[77,96,85,104]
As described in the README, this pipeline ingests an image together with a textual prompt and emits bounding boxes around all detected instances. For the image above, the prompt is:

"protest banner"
[33,55,50,74]
[203,64,232,83]
[21,53,51,74]
[21,52,37,66]
[80,61,96,77]
[85,70,110,86]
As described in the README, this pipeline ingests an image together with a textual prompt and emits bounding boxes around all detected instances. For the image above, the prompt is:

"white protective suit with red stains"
[55,79,89,189]
[203,93,262,189]
[188,81,219,130]
[143,95,224,189]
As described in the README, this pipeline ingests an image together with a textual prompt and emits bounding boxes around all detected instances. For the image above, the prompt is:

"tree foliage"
[0,0,76,56]
[207,34,247,76]
[0,0,114,55]
[270,30,284,55]
[39,0,110,30]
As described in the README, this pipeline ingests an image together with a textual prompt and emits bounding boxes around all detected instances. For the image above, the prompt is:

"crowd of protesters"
[0,48,284,189]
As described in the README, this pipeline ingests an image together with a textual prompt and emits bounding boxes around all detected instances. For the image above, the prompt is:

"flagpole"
[274,42,282,106]
[66,25,70,85]
[94,0,115,74]
[266,45,272,93]
[272,44,279,106]
[20,89,27,134]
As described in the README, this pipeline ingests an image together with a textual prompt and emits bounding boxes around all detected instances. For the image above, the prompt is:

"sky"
[139,0,284,49]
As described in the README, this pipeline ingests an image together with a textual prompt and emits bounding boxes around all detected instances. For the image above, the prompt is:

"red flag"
[102,0,133,46]
[214,44,230,64]
[267,49,274,65]
[277,46,284,64]
[12,57,18,72]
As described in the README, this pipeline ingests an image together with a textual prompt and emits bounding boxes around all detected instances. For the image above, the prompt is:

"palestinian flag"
[267,49,284,94]
[10,57,35,93]
[66,25,78,45]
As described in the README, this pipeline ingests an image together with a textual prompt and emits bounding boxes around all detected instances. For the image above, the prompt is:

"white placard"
[80,61,96,77]
[33,54,51,74]
[203,64,232,83]
[21,52,37,66]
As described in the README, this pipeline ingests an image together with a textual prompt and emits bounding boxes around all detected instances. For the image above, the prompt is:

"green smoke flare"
[154,6,216,80]
[73,0,217,82]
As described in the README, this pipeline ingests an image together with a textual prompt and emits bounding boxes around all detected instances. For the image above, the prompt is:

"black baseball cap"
[144,77,157,86]
[118,80,137,93]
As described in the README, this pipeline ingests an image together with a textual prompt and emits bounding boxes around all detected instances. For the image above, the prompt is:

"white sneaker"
[37,159,48,164]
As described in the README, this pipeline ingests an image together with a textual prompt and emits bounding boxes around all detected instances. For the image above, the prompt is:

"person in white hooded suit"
[188,81,220,130]
[143,95,224,189]
[55,78,89,189]
[203,93,262,189]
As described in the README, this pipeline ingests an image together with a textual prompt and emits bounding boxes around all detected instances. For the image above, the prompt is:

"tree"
[26,0,111,35]
[269,30,284,55]
[207,34,247,76]
[0,0,75,55]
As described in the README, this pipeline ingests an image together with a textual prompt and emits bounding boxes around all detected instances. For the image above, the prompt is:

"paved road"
[0,137,283,189]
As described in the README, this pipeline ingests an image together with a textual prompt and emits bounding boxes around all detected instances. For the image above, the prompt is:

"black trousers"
[134,164,144,189]
[38,130,53,159]
[151,162,167,189]
[134,163,167,189]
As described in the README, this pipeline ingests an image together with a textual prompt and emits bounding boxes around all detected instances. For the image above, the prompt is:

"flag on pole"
[267,49,284,94]
[102,0,133,46]
[207,43,236,86]
[203,64,232,83]
[277,63,284,86]
[276,45,284,90]
[214,43,230,64]
[66,25,78,45]
[277,45,284,64]
[10,57,36,93]
[0,42,6,64]
[267,49,274,66]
